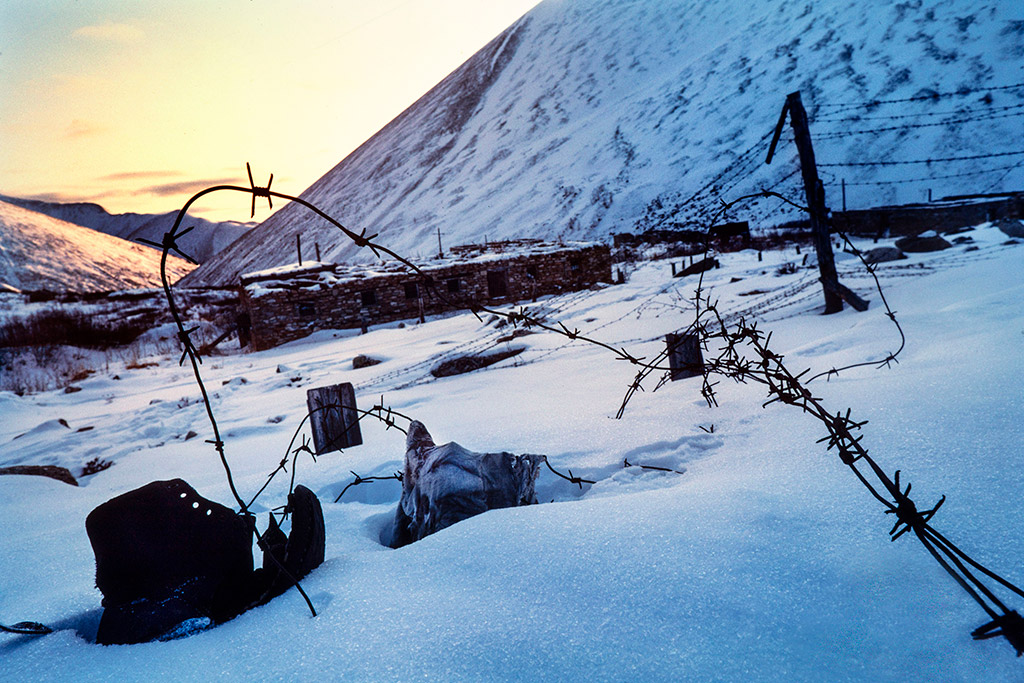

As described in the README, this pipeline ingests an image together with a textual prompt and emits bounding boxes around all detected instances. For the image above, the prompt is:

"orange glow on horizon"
[0,1,542,223]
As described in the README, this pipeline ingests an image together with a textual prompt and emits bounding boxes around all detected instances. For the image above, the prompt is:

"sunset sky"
[0,0,542,221]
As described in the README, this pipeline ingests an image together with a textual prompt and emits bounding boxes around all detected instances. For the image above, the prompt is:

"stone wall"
[241,244,612,351]
[832,194,1023,237]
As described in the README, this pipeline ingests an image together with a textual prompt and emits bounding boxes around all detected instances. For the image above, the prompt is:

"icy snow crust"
[1,225,1022,680]
[184,0,1024,287]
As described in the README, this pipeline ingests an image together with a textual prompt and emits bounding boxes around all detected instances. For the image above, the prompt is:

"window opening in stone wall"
[487,269,508,298]
[360,289,377,307]
[297,302,316,320]
[569,259,581,274]
[526,265,538,279]
[404,282,418,299]
[447,277,461,293]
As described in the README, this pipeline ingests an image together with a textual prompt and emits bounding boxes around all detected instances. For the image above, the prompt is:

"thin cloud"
[10,190,114,205]
[138,178,239,197]
[72,21,145,44]
[16,192,80,204]
[66,119,105,139]
[99,170,184,182]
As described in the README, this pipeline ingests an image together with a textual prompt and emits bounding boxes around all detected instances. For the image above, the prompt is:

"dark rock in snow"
[387,421,543,548]
[862,246,907,264]
[996,219,1024,239]
[352,354,382,369]
[430,347,525,378]
[895,233,952,253]
[0,465,78,486]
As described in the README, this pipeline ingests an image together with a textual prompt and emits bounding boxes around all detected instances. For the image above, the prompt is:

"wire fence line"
[150,160,1023,655]
[812,108,1024,140]
[812,100,1024,124]
[812,81,1024,110]
[819,149,1024,168]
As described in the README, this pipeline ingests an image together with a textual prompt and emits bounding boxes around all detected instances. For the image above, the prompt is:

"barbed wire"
[813,109,1024,140]
[333,471,403,503]
[152,162,1023,654]
[812,101,1024,124]
[822,163,1024,187]
[819,150,1024,168]
[813,82,1024,110]
[984,157,1024,193]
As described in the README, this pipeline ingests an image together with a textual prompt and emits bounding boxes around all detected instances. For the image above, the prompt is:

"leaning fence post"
[665,333,703,380]
[306,383,363,453]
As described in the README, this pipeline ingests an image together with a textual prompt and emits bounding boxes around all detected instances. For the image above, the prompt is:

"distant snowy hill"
[0,200,195,293]
[0,194,253,264]
[185,0,1024,286]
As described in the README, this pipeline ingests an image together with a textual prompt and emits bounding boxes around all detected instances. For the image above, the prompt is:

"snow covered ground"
[1,224,1022,680]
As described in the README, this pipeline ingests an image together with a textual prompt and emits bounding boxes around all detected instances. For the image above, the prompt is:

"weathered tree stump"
[306,382,362,453]
[387,421,543,548]
[665,332,704,381]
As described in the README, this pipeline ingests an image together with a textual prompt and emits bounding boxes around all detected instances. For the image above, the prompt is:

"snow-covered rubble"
[1,224,1021,679]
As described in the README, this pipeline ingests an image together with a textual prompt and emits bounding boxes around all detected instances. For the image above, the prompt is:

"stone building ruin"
[238,239,612,351]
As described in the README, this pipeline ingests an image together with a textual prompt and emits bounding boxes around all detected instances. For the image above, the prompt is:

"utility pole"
[296,234,303,266]
[767,91,866,314]
[437,227,444,259]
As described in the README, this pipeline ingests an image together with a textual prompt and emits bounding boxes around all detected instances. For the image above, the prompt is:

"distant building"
[832,192,1023,237]
[238,239,612,351]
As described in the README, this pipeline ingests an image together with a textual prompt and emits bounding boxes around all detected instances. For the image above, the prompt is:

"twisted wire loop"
[153,161,1022,653]
[333,472,403,504]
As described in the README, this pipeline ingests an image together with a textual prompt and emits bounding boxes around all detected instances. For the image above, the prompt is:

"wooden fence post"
[665,333,703,381]
[306,383,362,454]
[766,91,867,314]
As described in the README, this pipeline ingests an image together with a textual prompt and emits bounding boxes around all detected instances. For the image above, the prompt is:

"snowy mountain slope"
[0,200,196,292]
[0,194,253,264]
[1,226,1022,679]
[183,0,1024,287]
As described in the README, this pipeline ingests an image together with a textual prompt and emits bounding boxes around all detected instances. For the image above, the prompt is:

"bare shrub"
[0,308,154,349]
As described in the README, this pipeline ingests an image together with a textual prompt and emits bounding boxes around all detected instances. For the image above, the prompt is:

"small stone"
[895,234,952,253]
[862,246,906,265]
[996,219,1024,239]
[352,354,382,369]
